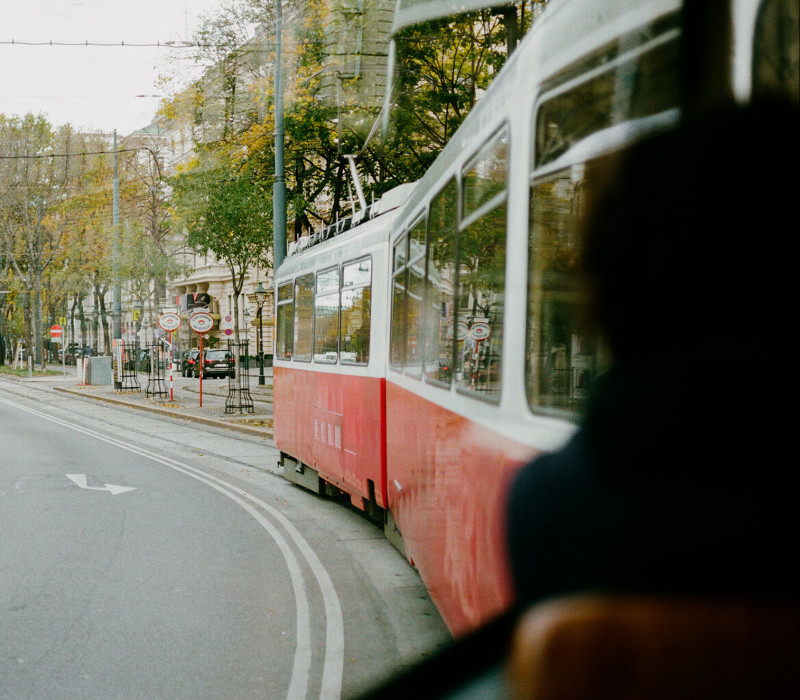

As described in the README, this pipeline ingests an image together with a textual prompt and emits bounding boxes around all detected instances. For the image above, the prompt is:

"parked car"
[197,349,234,379]
[181,348,200,377]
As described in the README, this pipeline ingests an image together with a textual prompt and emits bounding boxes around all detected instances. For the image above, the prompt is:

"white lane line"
[0,395,345,700]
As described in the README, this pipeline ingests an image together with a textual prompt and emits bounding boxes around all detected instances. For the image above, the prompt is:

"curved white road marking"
[0,395,344,700]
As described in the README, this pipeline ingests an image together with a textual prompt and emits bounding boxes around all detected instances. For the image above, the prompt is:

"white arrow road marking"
[65,473,137,495]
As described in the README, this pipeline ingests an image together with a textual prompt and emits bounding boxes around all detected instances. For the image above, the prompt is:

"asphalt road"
[0,376,450,699]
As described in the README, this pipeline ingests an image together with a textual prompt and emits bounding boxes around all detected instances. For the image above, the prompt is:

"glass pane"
[535,35,680,167]
[341,286,371,365]
[454,204,506,400]
[527,171,602,412]
[423,179,457,384]
[390,273,406,369]
[314,291,339,363]
[293,274,314,362]
[276,300,293,361]
[463,128,508,217]
[753,0,800,102]
[277,282,293,303]
[409,218,426,264]
[343,257,371,289]
[405,261,424,378]
[317,267,340,296]
[393,234,408,272]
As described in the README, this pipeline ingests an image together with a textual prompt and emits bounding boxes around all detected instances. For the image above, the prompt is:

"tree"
[0,116,83,366]
[170,163,272,343]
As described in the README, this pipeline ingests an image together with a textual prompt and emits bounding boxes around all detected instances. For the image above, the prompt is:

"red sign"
[50,324,63,338]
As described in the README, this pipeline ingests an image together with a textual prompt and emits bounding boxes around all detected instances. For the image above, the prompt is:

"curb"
[53,386,274,442]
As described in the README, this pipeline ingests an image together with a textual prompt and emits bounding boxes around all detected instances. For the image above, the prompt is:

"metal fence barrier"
[225,340,254,414]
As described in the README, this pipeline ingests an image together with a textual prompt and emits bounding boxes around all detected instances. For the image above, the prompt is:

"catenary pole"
[112,130,122,389]
[273,0,286,271]
[112,130,121,340]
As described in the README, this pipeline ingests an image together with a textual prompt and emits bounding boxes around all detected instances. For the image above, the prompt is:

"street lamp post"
[254,282,266,386]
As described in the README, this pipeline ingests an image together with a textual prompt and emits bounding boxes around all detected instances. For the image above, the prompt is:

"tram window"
[293,273,314,363]
[314,267,340,363]
[390,234,408,370]
[454,205,506,401]
[535,32,680,168]
[423,179,457,386]
[753,0,799,102]
[463,128,508,218]
[527,168,605,414]
[405,219,426,379]
[275,282,294,360]
[341,257,371,365]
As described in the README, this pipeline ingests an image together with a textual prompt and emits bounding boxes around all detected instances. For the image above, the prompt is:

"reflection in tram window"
[405,219,426,379]
[454,129,509,400]
[390,234,408,370]
[527,168,600,413]
[753,0,799,102]
[455,205,506,400]
[275,282,294,360]
[341,257,372,365]
[314,267,340,363]
[423,179,457,385]
[463,129,508,217]
[535,30,680,168]
[293,273,314,362]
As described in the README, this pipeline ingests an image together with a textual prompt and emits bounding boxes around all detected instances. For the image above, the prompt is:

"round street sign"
[159,312,181,332]
[189,311,214,334]
[469,321,491,341]
[447,321,469,340]
[50,324,63,339]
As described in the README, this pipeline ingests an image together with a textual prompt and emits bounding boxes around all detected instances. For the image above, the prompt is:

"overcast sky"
[0,0,227,135]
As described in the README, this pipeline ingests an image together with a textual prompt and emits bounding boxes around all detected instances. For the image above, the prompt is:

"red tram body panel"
[274,367,387,508]
[385,383,537,635]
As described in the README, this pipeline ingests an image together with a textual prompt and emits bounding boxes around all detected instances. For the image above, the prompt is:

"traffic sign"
[50,324,63,339]
[189,311,214,334]
[158,312,181,332]
[447,321,469,340]
[469,322,491,341]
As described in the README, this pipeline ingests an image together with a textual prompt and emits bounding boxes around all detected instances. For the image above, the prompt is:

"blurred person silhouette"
[504,99,798,697]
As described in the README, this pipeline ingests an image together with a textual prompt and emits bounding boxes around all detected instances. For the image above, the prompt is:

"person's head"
[580,99,798,369]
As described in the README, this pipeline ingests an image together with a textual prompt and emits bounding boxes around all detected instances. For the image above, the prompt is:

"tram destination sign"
[158,312,181,332]
[189,311,214,334]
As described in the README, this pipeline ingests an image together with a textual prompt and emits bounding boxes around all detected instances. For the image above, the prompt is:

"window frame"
[340,255,373,367]
[420,178,459,390]
[292,273,315,363]
[275,281,294,361]
[313,265,341,365]
[453,124,510,405]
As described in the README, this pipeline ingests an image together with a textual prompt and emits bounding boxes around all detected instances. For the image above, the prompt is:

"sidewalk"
[4,362,274,441]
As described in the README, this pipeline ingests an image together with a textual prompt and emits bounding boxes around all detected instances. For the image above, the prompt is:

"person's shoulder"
[509,428,592,504]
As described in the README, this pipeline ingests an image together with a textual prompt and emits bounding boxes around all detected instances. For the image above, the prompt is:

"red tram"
[274,0,798,636]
